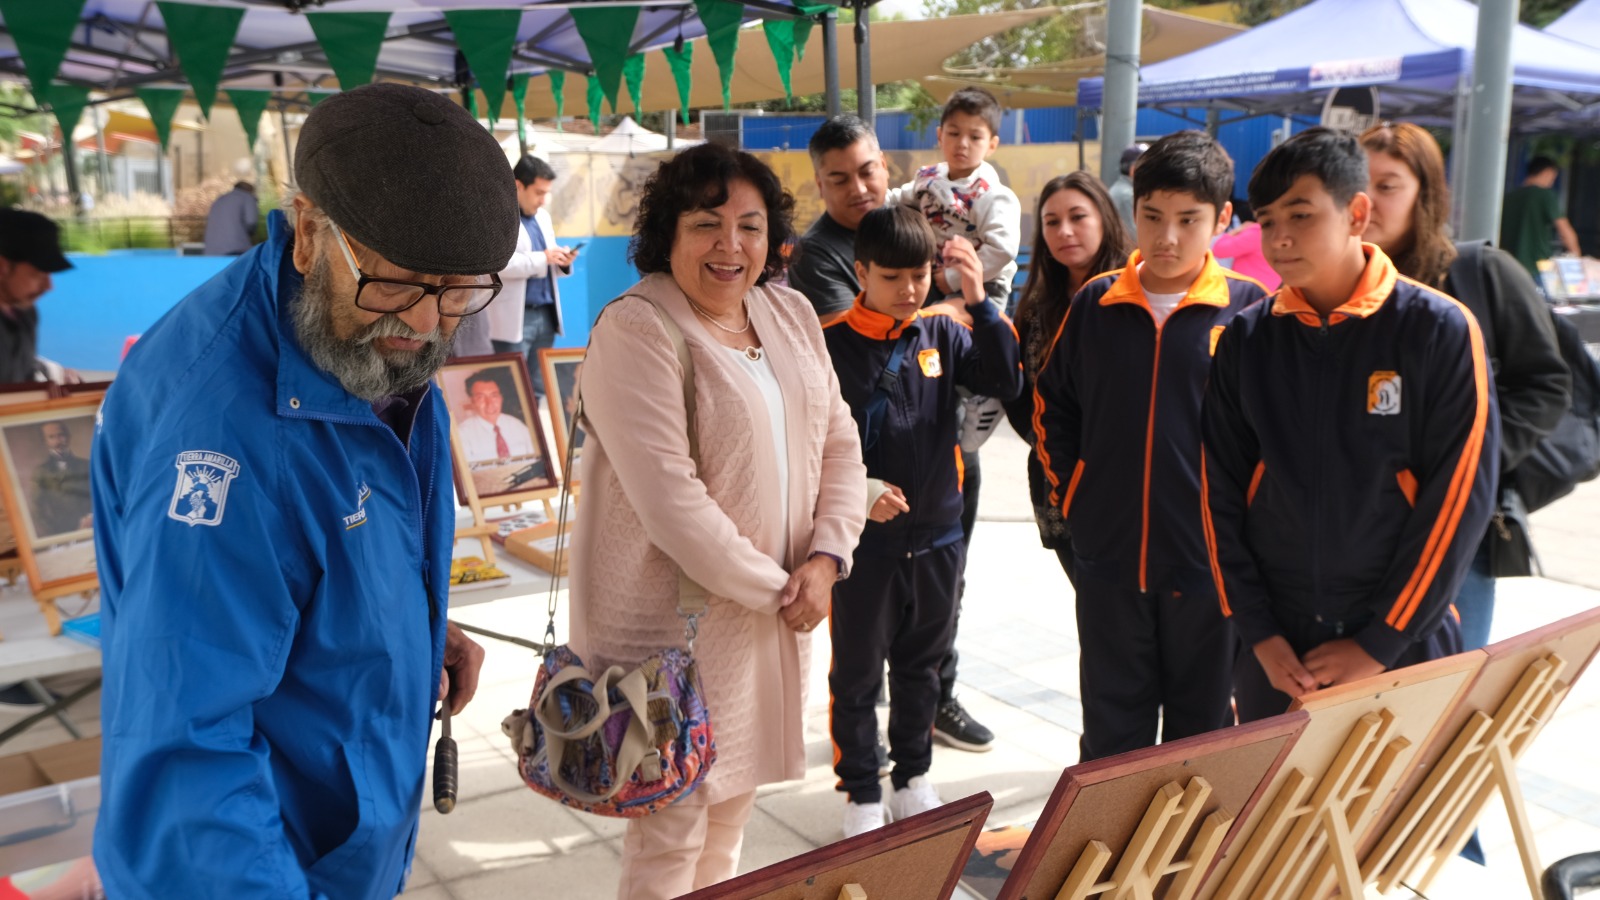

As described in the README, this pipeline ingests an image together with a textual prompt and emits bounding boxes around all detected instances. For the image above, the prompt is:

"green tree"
[1512,0,1581,27]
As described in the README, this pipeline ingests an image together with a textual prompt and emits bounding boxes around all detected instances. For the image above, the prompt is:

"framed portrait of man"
[436,353,557,507]
[538,347,586,482]
[0,394,105,620]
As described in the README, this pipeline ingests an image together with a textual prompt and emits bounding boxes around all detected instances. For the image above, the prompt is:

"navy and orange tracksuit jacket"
[824,295,1022,557]
[1033,251,1268,594]
[1200,245,1499,667]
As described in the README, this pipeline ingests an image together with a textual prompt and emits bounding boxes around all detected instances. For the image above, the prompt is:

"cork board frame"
[997,713,1308,900]
[679,792,993,900]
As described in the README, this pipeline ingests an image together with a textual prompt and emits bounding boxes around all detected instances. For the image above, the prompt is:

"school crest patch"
[1367,371,1402,416]
[918,348,944,378]
[167,451,241,527]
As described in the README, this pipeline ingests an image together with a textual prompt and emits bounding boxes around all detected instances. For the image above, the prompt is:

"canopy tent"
[1077,0,1600,133]
[0,0,838,132]
[1548,0,1600,48]
[516,8,1057,117]
[922,5,1243,109]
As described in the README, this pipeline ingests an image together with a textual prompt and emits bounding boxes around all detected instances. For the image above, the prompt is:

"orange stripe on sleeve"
[1062,459,1085,518]
[1031,303,1075,504]
[1386,306,1490,631]
[1246,462,1266,507]
[954,443,965,493]
[1199,448,1233,618]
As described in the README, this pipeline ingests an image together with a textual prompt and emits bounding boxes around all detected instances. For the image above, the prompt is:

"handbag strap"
[536,663,661,803]
[543,295,709,655]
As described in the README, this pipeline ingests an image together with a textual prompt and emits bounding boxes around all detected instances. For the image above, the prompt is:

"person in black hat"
[90,83,509,900]
[0,208,73,384]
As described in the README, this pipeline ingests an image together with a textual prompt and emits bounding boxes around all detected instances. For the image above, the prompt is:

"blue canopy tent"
[1077,0,1600,134]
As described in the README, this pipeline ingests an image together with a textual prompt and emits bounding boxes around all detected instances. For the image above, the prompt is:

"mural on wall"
[545,143,1104,246]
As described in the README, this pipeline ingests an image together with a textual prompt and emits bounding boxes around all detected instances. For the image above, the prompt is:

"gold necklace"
[686,296,752,335]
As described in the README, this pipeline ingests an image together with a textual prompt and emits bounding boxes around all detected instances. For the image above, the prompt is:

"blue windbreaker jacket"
[90,211,452,899]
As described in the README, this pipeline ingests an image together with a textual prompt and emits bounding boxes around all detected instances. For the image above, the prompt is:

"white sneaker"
[842,801,889,838]
[888,776,943,821]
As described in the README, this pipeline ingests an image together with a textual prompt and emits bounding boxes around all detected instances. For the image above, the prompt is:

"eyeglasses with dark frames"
[329,222,502,317]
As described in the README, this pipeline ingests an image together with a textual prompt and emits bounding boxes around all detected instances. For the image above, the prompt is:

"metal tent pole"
[854,0,873,127]
[823,9,841,119]
[1458,0,1520,244]
[1099,0,1142,186]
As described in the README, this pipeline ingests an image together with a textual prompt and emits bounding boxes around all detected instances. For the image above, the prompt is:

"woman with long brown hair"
[1358,123,1569,659]
[1003,172,1133,584]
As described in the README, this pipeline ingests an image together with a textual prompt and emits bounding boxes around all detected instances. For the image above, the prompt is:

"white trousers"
[615,789,758,900]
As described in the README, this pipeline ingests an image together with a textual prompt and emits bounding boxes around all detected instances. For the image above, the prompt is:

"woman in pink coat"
[1211,204,1281,291]
[569,143,868,899]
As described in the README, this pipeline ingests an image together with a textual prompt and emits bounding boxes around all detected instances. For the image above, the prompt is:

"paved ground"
[5,426,1599,898]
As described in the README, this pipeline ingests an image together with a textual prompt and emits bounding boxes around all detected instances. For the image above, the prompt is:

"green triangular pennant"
[155,1,245,119]
[308,90,336,107]
[622,54,646,115]
[306,11,391,91]
[226,89,272,149]
[569,7,640,115]
[586,75,604,131]
[135,87,185,151]
[549,70,566,131]
[693,0,744,111]
[0,0,88,101]
[762,20,795,102]
[512,73,530,147]
[662,43,693,126]
[41,85,91,142]
[794,4,832,61]
[443,9,522,127]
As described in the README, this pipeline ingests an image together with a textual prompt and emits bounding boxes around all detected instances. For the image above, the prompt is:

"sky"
[874,0,929,21]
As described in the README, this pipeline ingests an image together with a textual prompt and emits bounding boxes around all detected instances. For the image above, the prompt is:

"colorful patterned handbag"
[501,297,716,818]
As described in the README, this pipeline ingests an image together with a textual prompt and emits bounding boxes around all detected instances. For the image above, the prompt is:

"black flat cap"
[0,209,72,273]
[295,83,517,275]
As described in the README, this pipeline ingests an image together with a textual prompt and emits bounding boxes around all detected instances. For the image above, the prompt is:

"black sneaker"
[933,697,994,752]
[875,731,891,775]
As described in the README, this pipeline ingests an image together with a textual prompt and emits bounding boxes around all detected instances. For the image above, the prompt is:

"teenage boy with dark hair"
[824,205,1021,837]
[1202,127,1498,722]
[1034,130,1266,761]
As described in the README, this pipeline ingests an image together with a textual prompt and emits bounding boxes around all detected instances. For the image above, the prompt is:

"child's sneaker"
[842,801,889,838]
[958,393,1006,453]
[888,776,944,821]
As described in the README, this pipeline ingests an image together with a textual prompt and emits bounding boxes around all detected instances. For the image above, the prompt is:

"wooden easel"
[1366,654,1570,897]
[999,714,1307,900]
[447,423,565,565]
[680,793,993,900]
[1199,651,1481,900]
[1054,777,1234,900]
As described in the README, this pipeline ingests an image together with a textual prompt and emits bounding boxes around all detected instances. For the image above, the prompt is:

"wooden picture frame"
[0,395,104,632]
[0,383,55,406]
[994,713,1308,900]
[681,793,993,900]
[438,353,558,505]
[538,347,586,480]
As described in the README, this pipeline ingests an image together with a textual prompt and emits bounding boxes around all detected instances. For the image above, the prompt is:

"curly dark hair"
[629,143,796,286]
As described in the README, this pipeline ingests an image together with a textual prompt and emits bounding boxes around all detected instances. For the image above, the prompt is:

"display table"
[0,585,100,748]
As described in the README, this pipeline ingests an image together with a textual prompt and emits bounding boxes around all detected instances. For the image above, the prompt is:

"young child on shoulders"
[822,205,1021,837]
[1034,130,1267,762]
[1202,127,1498,722]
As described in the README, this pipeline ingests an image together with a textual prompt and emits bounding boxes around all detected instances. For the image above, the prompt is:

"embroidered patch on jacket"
[344,481,372,530]
[1368,371,1403,415]
[918,348,943,378]
[167,451,241,527]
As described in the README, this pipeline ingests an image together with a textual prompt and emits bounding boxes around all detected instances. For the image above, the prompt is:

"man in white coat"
[489,155,577,397]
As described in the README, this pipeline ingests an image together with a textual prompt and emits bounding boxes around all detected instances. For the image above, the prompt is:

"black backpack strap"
[860,325,919,452]
[1449,240,1498,358]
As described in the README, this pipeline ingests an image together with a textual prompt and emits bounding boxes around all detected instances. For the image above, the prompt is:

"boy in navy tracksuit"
[1202,128,1497,722]
[1034,131,1267,762]
[824,206,1021,837]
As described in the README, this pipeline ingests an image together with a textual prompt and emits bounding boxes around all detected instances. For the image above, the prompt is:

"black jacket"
[825,295,1022,557]
[1201,245,1499,666]
[1445,243,1570,474]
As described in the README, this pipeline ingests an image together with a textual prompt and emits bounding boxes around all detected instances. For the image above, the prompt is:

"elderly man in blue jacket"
[90,83,511,899]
